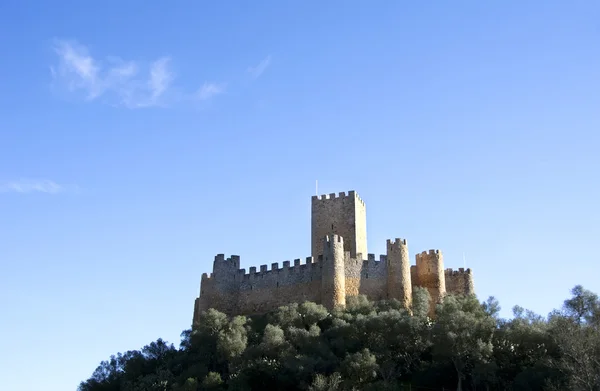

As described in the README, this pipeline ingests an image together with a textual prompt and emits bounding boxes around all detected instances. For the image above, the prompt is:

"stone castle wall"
[196,256,323,316]
[193,240,475,323]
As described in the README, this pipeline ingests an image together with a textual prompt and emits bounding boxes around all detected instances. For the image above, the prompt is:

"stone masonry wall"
[193,250,477,324]
[357,254,388,301]
[196,257,323,318]
[195,254,391,322]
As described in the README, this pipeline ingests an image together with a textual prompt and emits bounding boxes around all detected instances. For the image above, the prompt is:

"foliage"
[79,286,600,391]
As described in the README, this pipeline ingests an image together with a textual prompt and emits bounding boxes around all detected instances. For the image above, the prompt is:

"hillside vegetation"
[79,285,600,391]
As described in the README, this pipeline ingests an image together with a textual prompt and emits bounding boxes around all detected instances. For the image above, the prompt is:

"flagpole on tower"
[316,180,318,196]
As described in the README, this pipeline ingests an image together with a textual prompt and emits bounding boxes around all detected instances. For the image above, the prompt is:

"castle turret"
[386,238,412,309]
[321,235,346,310]
[212,254,240,280]
[194,254,240,324]
[416,250,446,314]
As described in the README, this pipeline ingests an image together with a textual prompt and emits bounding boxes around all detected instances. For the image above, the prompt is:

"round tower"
[416,250,446,309]
[321,234,346,310]
[386,238,412,309]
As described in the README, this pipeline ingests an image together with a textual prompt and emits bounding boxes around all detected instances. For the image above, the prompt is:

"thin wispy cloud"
[51,40,104,100]
[149,57,173,100]
[197,82,226,101]
[247,55,272,79]
[50,39,224,108]
[0,179,79,195]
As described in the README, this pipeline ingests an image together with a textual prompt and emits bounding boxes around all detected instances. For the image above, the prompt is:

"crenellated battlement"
[216,255,323,280]
[362,253,386,266]
[312,190,365,205]
[387,238,408,249]
[214,254,241,261]
[325,234,344,245]
[416,249,440,259]
[445,267,472,276]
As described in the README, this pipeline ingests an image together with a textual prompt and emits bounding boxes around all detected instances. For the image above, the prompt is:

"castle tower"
[321,235,346,310]
[386,238,412,309]
[194,254,240,322]
[416,250,447,313]
[311,191,367,258]
[211,254,240,281]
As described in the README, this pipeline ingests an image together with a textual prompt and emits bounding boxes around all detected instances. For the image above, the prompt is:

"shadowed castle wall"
[196,257,323,318]
[344,254,389,301]
[237,259,323,315]
[445,268,475,295]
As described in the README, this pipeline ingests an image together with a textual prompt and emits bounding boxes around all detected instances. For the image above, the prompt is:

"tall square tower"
[311,191,367,258]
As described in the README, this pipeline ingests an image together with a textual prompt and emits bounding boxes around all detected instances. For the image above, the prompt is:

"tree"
[201,372,224,390]
[411,286,432,320]
[340,349,379,389]
[79,287,600,391]
[548,285,600,390]
[491,305,558,390]
[564,285,600,326]
[432,294,496,391]
[216,315,248,361]
[308,373,342,391]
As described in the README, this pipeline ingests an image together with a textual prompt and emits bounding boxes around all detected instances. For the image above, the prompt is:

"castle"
[193,191,474,323]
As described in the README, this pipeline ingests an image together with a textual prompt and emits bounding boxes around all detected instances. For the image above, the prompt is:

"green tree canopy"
[79,286,600,391]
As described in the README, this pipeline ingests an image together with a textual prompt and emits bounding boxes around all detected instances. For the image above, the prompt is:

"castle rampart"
[193,190,477,324]
[196,253,325,316]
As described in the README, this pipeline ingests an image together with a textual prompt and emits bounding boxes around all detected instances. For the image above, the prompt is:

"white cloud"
[50,39,225,109]
[51,39,172,107]
[247,55,272,79]
[52,40,104,100]
[115,56,175,109]
[196,82,226,101]
[0,179,78,195]
[149,57,173,100]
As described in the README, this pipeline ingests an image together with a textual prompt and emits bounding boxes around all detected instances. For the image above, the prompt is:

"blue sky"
[1,1,599,389]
